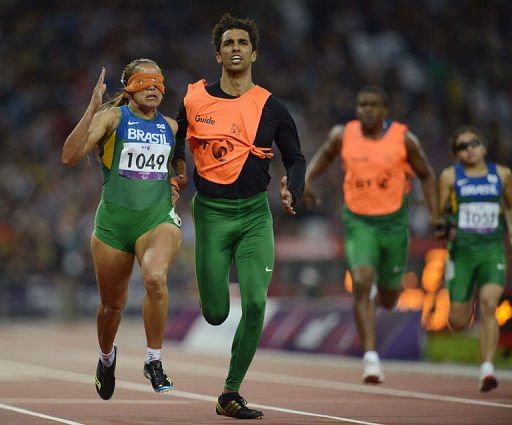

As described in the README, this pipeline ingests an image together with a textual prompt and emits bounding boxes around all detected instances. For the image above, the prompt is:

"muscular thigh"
[377,230,409,290]
[95,199,179,254]
[91,234,134,302]
[135,223,181,273]
[445,248,477,303]
[447,244,506,303]
[344,219,379,270]
[192,194,238,307]
[235,204,274,300]
[474,244,506,289]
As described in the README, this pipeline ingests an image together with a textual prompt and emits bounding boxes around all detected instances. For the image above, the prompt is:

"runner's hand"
[280,176,296,216]
[89,67,107,113]
[171,185,180,206]
[433,218,448,240]
[170,175,184,207]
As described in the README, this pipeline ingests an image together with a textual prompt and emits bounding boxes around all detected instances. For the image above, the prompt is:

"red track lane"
[0,321,510,424]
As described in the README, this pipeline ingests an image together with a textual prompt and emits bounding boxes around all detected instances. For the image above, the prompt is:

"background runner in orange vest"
[175,13,306,419]
[303,86,439,384]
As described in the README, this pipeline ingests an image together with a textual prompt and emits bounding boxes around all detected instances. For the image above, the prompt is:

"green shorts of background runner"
[445,243,506,303]
[94,198,181,253]
[343,210,409,290]
[192,191,274,391]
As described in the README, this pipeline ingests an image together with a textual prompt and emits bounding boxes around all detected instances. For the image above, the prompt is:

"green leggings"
[192,192,274,391]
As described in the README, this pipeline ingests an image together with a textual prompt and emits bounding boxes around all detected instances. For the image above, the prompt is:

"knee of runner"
[144,270,168,298]
[202,308,229,326]
[448,314,469,331]
[245,298,266,318]
[99,300,126,315]
[352,282,372,300]
[479,298,499,319]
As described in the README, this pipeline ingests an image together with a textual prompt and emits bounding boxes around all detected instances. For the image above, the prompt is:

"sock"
[480,361,494,377]
[363,351,379,363]
[99,346,115,367]
[145,347,161,364]
[369,283,378,302]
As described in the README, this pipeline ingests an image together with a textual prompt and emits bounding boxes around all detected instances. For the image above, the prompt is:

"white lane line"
[245,368,512,410]
[0,398,190,404]
[256,349,512,380]
[5,349,511,411]
[163,359,512,410]
[0,359,383,425]
[0,402,84,425]
[49,347,512,409]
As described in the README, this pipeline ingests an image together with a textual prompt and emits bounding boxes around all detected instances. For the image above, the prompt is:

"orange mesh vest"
[184,80,272,184]
[341,120,409,215]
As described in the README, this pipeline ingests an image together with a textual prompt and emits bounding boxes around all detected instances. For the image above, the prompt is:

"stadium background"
[1,0,511,365]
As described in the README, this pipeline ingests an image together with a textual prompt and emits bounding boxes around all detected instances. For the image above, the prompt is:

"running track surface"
[0,320,510,425]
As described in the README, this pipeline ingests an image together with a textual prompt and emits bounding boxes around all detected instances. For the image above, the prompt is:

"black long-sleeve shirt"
[174,81,305,205]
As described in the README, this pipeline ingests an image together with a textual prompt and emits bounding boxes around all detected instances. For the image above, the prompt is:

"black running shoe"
[143,360,173,393]
[480,375,498,392]
[216,392,263,420]
[95,346,117,400]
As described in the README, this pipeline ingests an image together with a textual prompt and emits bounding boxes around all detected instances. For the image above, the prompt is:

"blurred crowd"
[1,0,511,316]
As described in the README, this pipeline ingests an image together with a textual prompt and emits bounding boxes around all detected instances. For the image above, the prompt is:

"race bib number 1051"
[458,202,499,233]
[119,143,170,180]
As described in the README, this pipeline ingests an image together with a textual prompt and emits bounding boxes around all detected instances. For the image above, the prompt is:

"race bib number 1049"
[119,143,170,180]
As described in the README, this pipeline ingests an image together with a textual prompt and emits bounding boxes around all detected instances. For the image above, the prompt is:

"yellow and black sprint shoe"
[95,346,117,400]
[216,392,263,420]
[143,360,173,393]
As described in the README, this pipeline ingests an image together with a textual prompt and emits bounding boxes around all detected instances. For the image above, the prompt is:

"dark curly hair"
[211,13,260,52]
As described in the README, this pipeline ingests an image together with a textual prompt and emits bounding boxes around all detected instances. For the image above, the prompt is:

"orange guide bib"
[341,120,409,215]
[184,80,272,184]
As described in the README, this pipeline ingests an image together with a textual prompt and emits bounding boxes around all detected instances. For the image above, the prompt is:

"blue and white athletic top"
[452,161,504,247]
